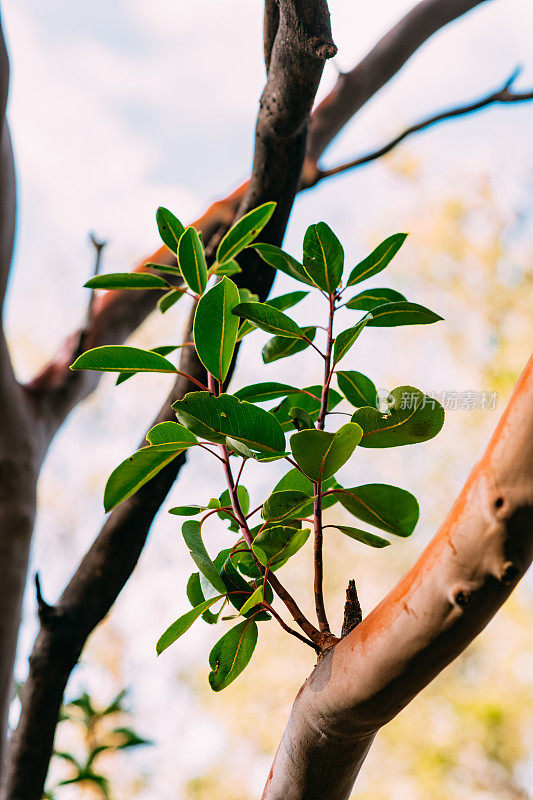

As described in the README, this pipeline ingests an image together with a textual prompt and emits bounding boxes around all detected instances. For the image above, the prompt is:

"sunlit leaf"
[352,386,444,447]
[173,392,285,452]
[104,446,187,512]
[208,618,258,691]
[216,202,276,264]
[84,273,168,290]
[156,595,224,655]
[347,233,407,286]
[332,315,372,365]
[346,287,406,311]
[145,421,198,450]
[302,222,344,293]
[156,207,185,252]
[290,423,362,482]
[181,520,227,594]
[193,277,240,382]
[71,345,177,374]
[178,226,208,294]
[366,301,443,327]
[115,345,180,385]
[336,370,379,409]
[329,483,419,536]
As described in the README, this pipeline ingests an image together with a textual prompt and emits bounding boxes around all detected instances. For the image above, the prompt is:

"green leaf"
[193,277,240,382]
[236,290,309,342]
[332,315,372,365]
[252,244,315,287]
[239,586,265,616]
[232,302,304,339]
[156,207,185,252]
[145,421,198,450]
[115,345,179,385]
[181,520,227,594]
[252,525,310,569]
[346,287,406,311]
[238,288,260,304]
[219,557,269,619]
[217,202,276,264]
[170,505,217,516]
[329,484,419,536]
[290,423,362,482]
[218,485,250,531]
[336,371,379,409]
[186,572,220,623]
[271,385,341,431]
[173,392,285,452]
[288,406,315,430]
[347,233,408,286]
[329,525,391,548]
[366,301,443,327]
[158,288,185,313]
[111,728,152,749]
[104,447,184,512]
[261,490,311,522]
[156,595,224,655]
[178,226,208,294]
[144,262,181,276]
[262,327,316,364]
[208,618,258,691]
[84,273,168,290]
[272,470,339,518]
[234,382,304,403]
[214,259,241,277]
[71,345,177,374]
[353,386,444,447]
[303,222,344,293]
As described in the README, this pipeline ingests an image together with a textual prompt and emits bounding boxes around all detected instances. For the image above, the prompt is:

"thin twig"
[316,72,533,183]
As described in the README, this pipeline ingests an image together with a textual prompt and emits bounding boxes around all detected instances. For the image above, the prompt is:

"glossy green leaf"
[186,572,220,623]
[158,288,185,313]
[271,385,341,431]
[177,226,208,294]
[145,421,198,450]
[290,423,362,482]
[261,490,311,522]
[347,233,407,286]
[239,586,265,616]
[156,595,224,655]
[238,288,260,304]
[84,273,168,290]
[366,301,443,327]
[252,525,310,569]
[216,202,276,264]
[234,382,303,403]
[115,345,179,385]
[193,277,240,382]
[346,287,406,310]
[169,505,212,516]
[330,484,419,536]
[181,520,227,594]
[274,467,337,498]
[71,345,177,374]
[104,447,183,512]
[288,406,315,430]
[208,618,258,691]
[156,207,185,252]
[237,290,309,341]
[144,262,181,276]
[332,315,372,365]
[329,525,391,548]
[173,392,286,452]
[232,302,304,339]
[303,222,344,293]
[219,557,269,619]
[353,386,444,447]
[252,243,315,286]
[214,259,241,277]
[262,326,317,364]
[336,370,379,409]
[218,485,249,531]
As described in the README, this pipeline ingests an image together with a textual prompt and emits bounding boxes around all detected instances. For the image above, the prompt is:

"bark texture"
[262,356,533,800]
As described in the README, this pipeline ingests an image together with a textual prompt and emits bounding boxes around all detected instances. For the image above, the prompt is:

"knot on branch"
[341,579,362,638]
[34,573,57,627]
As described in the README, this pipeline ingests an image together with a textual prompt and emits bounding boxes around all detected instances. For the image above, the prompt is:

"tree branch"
[262,354,533,800]
[305,0,491,163]
[315,72,533,183]
[1,3,336,795]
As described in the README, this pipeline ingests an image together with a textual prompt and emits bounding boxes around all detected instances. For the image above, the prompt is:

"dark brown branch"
[341,579,362,638]
[315,74,533,183]
[306,0,491,163]
[263,0,279,72]
[2,4,336,795]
